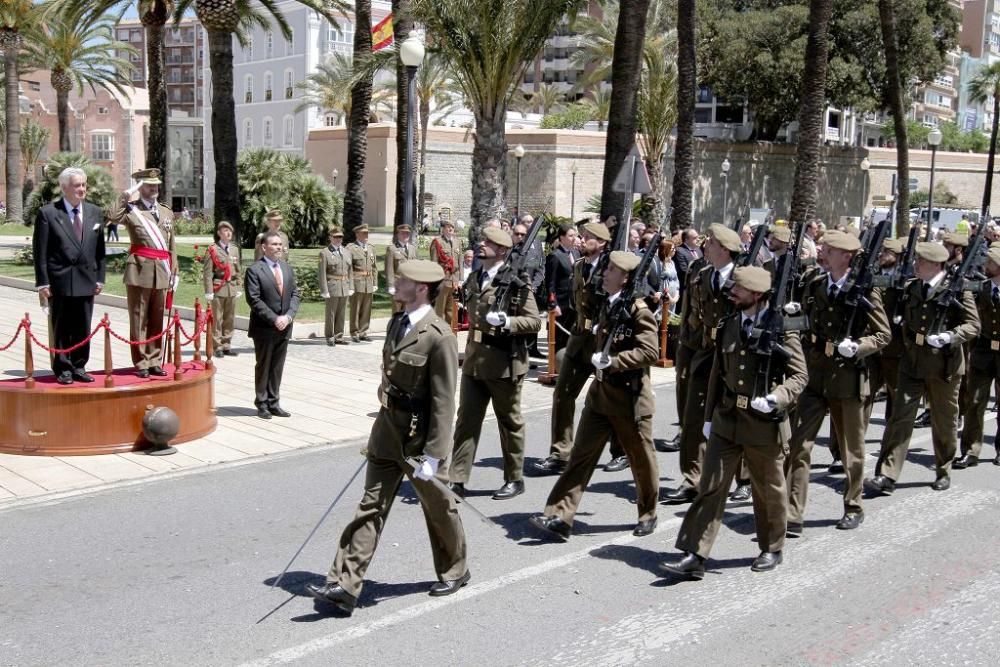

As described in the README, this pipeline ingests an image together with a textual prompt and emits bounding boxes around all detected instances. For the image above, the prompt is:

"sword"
[404,457,504,531]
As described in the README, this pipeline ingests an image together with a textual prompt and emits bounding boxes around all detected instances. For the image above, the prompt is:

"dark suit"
[245,258,301,410]
[33,198,106,376]
[674,243,699,304]
[545,245,577,349]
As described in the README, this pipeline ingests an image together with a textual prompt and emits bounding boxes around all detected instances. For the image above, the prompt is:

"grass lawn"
[0,223,33,237]
[0,241,397,323]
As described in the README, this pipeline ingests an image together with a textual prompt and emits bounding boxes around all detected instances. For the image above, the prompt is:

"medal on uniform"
[916,333,925,346]
[992,341,999,351]
[736,395,749,409]
[409,414,419,437]
[473,330,482,343]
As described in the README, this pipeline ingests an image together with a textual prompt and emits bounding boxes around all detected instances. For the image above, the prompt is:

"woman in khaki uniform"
[347,225,378,341]
[318,227,353,345]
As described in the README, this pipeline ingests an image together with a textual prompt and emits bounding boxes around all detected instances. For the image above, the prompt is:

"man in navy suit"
[245,231,301,419]
[33,167,107,385]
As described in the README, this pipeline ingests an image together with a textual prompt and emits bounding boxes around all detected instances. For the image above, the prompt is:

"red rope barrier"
[0,321,25,352]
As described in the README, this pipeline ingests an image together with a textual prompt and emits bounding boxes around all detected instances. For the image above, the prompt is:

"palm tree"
[788,0,833,225]
[669,0,694,232]
[636,32,677,226]
[295,53,394,124]
[391,0,414,230]
[878,0,910,236]
[415,52,459,226]
[20,118,50,197]
[583,86,612,131]
[31,5,136,152]
[413,0,585,231]
[344,0,373,239]
[532,82,564,115]
[966,62,1000,217]
[173,0,347,245]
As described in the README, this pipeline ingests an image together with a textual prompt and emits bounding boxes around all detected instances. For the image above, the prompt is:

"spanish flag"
[372,14,394,51]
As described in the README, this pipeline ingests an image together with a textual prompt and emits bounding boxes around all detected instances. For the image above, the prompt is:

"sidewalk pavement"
[0,283,676,507]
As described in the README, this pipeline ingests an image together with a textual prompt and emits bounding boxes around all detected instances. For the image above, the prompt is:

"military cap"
[396,224,412,232]
[132,168,162,184]
[823,230,862,252]
[770,226,792,244]
[581,221,611,242]
[733,266,771,293]
[609,250,640,272]
[328,226,344,237]
[707,223,742,252]
[354,224,370,233]
[943,232,969,247]
[398,259,444,283]
[987,247,1000,267]
[265,209,284,223]
[441,219,456,228]
[482,226,513,248]
[216,220,234,233]
[882,238,905,254]
[916,241,949,263]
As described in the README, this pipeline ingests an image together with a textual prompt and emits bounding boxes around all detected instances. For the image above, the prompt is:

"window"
[130,51,142,62]
[118,29,130,41]
[98,106,109,115]
[131,29,142,42]
[246,37,254,61]
[266,30,273,58]
[264,71,273,101]
[328,21,355,52]
[697,86,714,104]
[243,119,253,146]
[325,113,338,126]
[285,69,295,99]
[244,74,253,103]
[287,28,294,55]
[91,133,114,161]
[132,69,144,82]
[283,115,294,146]
[263,117,273,147]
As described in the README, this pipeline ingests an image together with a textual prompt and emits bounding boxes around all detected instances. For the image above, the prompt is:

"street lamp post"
[417,162,426,233]
[331,168,339,190]
[924,127,942,240]
[570,161,578,221]
[721,158,731,223]
[859,156,870,225]
[399,35,425,232]
[514,144,525,219]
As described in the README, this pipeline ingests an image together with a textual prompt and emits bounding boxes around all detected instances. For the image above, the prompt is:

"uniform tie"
[712,271,721,294]
[993,285,999,306]
[71,207,83,241]
[829,283,839,299]
[394,313,410,346]
[922,283,931,301]
[272,263,284,296]
[741,317,753,343]
[148,202,159,222]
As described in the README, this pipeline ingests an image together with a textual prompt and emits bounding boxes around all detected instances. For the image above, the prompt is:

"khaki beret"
[707,223,742,252]
[216,220,234,233]
[581,221,611,242]
[609,250,641,272]
[265,209,284,223]
[769,226,791,244]
[441,220,455,228]
[733,266,771,293]
[396,224,412,232]
[483,226,513,248]
[943,232,969,247]
[354,224,370,233]
[398,259,444,283]
[823,230,862,252]
[987,247,1000,267]
[328,226,344,237]
[882,238,905,254]
[132,167,162,184]
[916,241,949,263]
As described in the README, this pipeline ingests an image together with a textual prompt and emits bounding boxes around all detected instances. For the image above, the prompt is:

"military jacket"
[254,230,290,262]
[385,241,419,287]
[801,272,891,400]
[431,236,464,288]
[373,309,458,461]
[318,245,353,298]
[107,198,176,289]
[970,280,1000,361]
[202,241,241,298]
[346,242,378,293]
[587,297,659,417]
[705,312,808,445]
[461,265,542,380]
[566,257,603,361]
[690,263,735,350]
[678,256,708,349]
[899,277,981,380]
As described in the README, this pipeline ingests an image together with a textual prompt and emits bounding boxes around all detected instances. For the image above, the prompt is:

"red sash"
[129,245,171,261]
[208,245,233,292]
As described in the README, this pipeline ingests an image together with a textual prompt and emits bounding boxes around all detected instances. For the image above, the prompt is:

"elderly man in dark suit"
[33,167,107,385]
[245,231,301,419]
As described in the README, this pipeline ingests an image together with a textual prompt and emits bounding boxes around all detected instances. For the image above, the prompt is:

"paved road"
[2,389,1000,666]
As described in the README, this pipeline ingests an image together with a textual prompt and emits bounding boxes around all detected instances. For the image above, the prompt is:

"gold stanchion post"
[193,299,202,363]
[538,309,558,385]
[205,309,214,369]
[103,314,114,387]
[23,313,35,389]
[173,312,183,380]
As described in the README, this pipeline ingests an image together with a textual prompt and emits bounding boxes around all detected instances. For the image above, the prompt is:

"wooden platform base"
[0,362,216,456]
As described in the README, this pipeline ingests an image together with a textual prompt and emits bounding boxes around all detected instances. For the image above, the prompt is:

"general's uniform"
[385,237,419,313]
[347,238,378,340]
[318,242,353,343]
[958,276,1000,461]
[202,238,241,353]
[431,235,463,325]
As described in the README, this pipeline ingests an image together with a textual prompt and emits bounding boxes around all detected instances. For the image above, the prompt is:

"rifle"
[730,197,751,232]
[722,223,768,294]
[836,217,891,341]
[491,214,545,315]
[928,213,987,335]
[886,223,921,325]
[589,214,630,297]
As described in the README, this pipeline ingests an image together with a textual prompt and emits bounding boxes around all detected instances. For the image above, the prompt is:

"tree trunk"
[600,0,651,225]
[788,0,833,225]
[985,91,999,216]
[208,30,241,244]
[4,49,22,223]
[392,0,413,230]
[879,0,910,237]
[470,113,507,236]
[145,21,169,202]
[669,0,695,232]
[418,95,430,230]
[641,157,664,227]
[55,83,71,152]
[344,0,373,241]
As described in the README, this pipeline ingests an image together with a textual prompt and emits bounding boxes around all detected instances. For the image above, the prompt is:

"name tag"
[584,318,592,330]
[916,333,925,346]
[472,330,482,343]
[736,395,749,409]
[992,341,999,351]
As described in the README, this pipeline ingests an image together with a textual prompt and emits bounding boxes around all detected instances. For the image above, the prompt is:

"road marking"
[239,516,687,666]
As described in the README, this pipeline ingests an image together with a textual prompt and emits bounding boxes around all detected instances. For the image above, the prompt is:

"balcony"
[265,89,273,102]
[285,86,294,99]
[245,92,253,104]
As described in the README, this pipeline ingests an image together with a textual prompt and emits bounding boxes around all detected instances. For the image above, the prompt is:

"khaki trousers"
[549,351,625,462]
[449,374,527,484]
[435,286,456,326]
[211,295,236,351]
[126,285,166,369]
[678,347,714,489]
[350,292,373,338]
[959,352,1000,458]
[674,343,696,428]
[325,296,349,341]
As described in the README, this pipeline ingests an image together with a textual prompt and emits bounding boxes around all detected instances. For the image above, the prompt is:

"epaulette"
[429,319,450,335]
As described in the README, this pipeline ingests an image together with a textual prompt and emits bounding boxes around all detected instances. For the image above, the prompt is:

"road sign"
[909,177,919,192]
[612,146,653,195]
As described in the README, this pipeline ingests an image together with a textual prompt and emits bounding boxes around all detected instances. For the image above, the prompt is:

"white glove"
[702,422,712,440]
[927,332,952,348]
[170,274,180,291]
[349,288,355,297]
[590,352,611,370]
[413,456,439,481]
[235,291,243,299]
[485,311,507,327]
[204,293,214,302]
[388,286,396,295]
[591,323,599,334]
[783,302,802,315]
[893,315,902,325]
[321,293,330,299]
[751,395,776,414]
[837,338,859,358]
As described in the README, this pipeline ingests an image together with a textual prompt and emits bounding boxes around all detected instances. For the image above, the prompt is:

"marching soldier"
[385,224,419,313]
[866,242,980,495]
[430,221,463,325]
[202,220,242,358]
[254,209,290,262]
[307,260,468,616]
[865,237,907,427]
[347,224,378,342]
[955,246,1000,467]
[784,231,890,535]
[663,224,743,504]
[107,168,176,378]
[530,250,661,540]
[660,266,808,579]
[318,227,353,346]
[447,227,542,500]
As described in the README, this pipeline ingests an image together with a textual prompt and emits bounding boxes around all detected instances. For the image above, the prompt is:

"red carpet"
[0,361,210,391]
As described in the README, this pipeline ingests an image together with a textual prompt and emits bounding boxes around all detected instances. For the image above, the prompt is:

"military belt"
[723,386,753,410]
[470,330,511,349]
[327,275,349,280]
[975,337,1000,352]
[809,333,837,358]
[384,384,427,412]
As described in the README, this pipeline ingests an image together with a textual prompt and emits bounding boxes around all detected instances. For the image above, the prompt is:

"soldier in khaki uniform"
[385,224,419,313]
[784,231,890,535]
[955,246,1000,467]
[347,224,378,341]
[865,237,907,428]
[254,209,290,262]
[866,242,981,495]
[447,227,542,500]
[660,266,808,579]
[530,251,661,540]
[431,221,463,325]
[306,260,468,616]
[663,224,743,504]
[202,220,242,357]
[318,227,353,345]
[107,168,177,377]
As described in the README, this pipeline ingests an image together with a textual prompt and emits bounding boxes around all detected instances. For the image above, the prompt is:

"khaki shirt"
[346,242,378,293]
[107,197,176,290]
[318,245,353,298]
[202,241,242,298]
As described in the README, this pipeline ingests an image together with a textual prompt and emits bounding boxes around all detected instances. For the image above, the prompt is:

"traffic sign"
[612,146,653,195]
